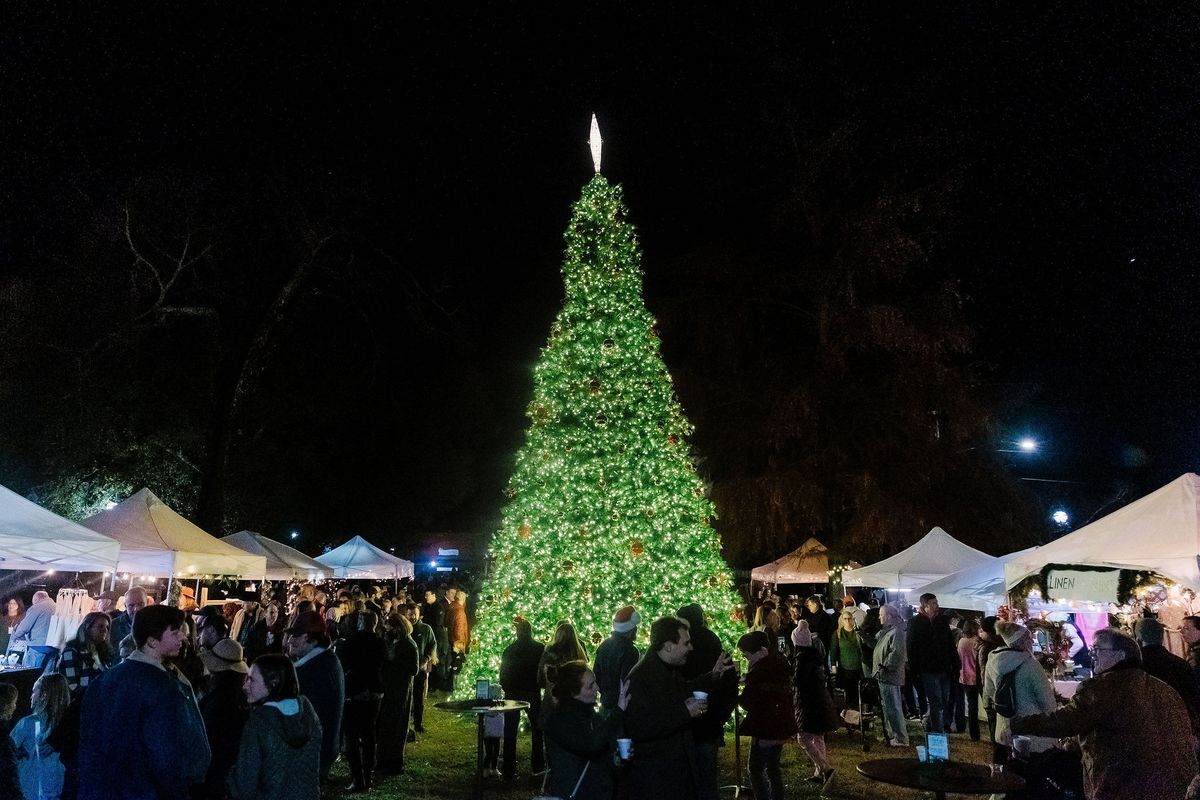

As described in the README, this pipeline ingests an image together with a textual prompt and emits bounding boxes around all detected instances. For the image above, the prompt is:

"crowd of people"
[6,580,1200,799]
[0,580,471,799]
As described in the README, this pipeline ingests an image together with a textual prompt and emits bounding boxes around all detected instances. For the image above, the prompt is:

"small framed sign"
[475,679,491,701]
[926,732,950,762]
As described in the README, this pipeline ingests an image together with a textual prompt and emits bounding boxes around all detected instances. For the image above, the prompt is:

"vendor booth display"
[83,488,266,578]
[1005,473,1200,595]
[841,526,992,591]
[750,537,830,584]
[222,530,329,581]
[316,534,414,579]
[0,482,121,572]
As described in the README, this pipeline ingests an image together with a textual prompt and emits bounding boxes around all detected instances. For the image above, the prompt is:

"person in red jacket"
[736,631,797,800]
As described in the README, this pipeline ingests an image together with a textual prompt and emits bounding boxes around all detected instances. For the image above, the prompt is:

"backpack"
[992,648,1024,718]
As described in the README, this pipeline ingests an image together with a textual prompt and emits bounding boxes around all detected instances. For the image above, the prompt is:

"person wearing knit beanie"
[995,621,1030,650]
[594,606,640,712]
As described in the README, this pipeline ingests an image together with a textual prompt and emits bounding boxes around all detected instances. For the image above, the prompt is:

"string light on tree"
[461,116,741,690]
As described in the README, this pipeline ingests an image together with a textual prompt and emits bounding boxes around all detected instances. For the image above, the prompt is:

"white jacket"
[983,646,1057,750]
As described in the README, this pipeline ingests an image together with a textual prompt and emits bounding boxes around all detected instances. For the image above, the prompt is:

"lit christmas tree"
[462,117,741,688]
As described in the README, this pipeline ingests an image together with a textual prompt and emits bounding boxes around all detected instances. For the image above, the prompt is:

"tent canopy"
[842,526,992,591]
[914,547,1038,612]
[316,535,414,580]
[1005,473,1200,592]
[0,483,122,572]
[222,531,329,581]
[751,537,829,584]
[83,488,266,578]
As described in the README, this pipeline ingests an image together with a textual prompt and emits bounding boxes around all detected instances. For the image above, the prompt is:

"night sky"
[1,5,1197,563]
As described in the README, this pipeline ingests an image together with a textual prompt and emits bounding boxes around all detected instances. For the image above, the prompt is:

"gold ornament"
[588,378,601,394]
[519,522,532,540]
[630,540,645,556]
[563,560,575,572]
[591,631,604,646]
[668,433,679,446]
[532,404,550,422]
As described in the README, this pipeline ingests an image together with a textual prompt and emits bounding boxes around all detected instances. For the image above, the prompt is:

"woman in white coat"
[982,621,1057,761]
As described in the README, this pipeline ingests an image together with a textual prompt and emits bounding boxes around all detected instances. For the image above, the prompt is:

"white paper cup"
[692,691,709,701]
[617,738,633,759]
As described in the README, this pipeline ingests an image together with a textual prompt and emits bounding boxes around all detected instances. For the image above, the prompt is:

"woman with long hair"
[957,618,982,741]
[58,612,114,698]
[1,596,27,657]
[829,608,863,710]
[227,653,322,800]
[537,622,588,705]
[542,660,628,800]
[10,672,69,800]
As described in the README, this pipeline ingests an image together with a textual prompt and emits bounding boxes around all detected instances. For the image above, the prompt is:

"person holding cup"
[543,660,629,800]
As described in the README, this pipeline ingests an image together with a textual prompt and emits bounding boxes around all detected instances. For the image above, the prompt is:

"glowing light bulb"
[588,114,603,173]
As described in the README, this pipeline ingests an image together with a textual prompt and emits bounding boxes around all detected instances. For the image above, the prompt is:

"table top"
[857,758,1025,795]
[434,699,530,714]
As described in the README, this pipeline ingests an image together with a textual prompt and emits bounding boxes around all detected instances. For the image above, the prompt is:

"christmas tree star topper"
[589,113,603,173]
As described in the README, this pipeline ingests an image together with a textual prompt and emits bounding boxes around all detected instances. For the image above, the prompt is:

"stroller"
[829,673,882,752]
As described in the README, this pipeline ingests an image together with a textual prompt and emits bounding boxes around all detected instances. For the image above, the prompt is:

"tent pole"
[166,575,174,600]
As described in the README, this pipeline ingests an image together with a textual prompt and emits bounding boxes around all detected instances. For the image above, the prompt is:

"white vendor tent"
[1005,473,1200,592]
[222,531,330,581]
[0,483,121,572]
[842,526,992,591]
[751,538,830,584]
[83,488,266,578]
[914,547,1038,613]
[316,535,414,580]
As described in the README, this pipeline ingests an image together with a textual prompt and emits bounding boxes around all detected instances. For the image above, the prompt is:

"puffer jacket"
[738,653,797,741]
[871,624,906,686]
[227,696,323,800]
[981,646,1056,750]
[1012,663,1197,800]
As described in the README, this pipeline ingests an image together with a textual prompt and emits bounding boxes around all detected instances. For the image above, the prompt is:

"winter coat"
[0,730,18,800]
[871,624,906,686]
[1140,644,1200,742]
[1012,663,1198,800]
[378,631,419,764]
[624,650,717,764]
[738,653,797,741]
[981,646,1056,750]
[907,612,958,676]
[78,655,211,800]
[801,608,834,651]
[500,635,545,696]
[957,636,980,686]
[592,633,637,712]
[108,611,133,653]
[294,647,344,780]
[830,627,863,672]
[446,601,469,651]
[679,623,737,746]
[410,621,437,667]
[198,670,250,800]
[791,646,839,734]
[11,713,65,800]
[543,699,623,800]
[341,631,387,698]
[226,697,322,800]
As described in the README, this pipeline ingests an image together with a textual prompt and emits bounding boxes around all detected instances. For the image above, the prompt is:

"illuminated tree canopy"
[462,173,741,684]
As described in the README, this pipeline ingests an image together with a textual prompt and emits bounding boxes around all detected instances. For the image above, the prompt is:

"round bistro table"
[857,757,1026,800]
[434,698,530,800]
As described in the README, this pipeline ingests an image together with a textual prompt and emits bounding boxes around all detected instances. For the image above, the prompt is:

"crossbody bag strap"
[568,761,591,799]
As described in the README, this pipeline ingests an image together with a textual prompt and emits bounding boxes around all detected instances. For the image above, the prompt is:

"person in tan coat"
[1011,627,1198,800]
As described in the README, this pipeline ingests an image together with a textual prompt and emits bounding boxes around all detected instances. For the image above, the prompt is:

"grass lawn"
[322,691,995,799]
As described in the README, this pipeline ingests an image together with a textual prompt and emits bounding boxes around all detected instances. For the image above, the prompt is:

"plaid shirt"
[58,644,108,696]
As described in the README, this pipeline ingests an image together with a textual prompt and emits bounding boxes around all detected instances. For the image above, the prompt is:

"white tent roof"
[751,537,830,583]
[0,483,122,572]
[316,535,414,579]
[222,531,330,581]
[914,547,1038,612]
[1005,473,1200,592]
[842,526,992,591]
[83,488,266,578]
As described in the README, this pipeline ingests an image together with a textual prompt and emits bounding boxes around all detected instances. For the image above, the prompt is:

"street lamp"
[1052,509,1070,526]
[290,531,299,541]
[1018,437,1039,453]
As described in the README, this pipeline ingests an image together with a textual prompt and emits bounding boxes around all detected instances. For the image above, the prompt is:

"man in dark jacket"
[500,617,546,779]
[286,610,345,784]
[79,604,211,800]
[906,593,958,732]
[677,604,737,800]
[107,586,148,653]
[339,610,388,791]
[624,616,735,800]
[403,603,437,734]
[1134,618,1200,746]
[423,588,450,690]
[801,596,834,653]
[594,605,641,712]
